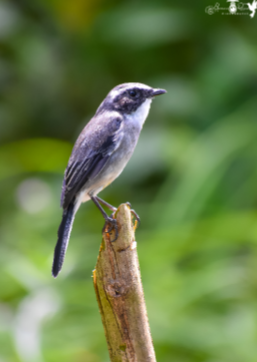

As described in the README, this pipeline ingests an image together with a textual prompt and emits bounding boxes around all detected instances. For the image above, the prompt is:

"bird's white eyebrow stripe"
[109,89,123,99]
[108,83,151,99]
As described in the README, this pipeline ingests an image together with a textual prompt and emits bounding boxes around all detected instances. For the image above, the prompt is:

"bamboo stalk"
[93,204,156,362]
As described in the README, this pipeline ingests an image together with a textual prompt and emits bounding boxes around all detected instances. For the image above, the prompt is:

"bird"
[52,82,167,277]
[248,0,257,17]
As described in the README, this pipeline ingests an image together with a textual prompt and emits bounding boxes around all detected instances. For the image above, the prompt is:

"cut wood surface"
[93,204,156,362]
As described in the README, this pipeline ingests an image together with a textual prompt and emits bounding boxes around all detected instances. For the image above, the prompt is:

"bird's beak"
[152,88,167,97]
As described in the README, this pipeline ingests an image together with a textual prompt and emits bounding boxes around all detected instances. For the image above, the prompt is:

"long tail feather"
[52,202,75,277]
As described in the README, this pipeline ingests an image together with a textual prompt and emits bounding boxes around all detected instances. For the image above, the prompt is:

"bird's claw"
[103,204,140,241]
[126,202,140,228]
[130,209,140,227]
[104,216,118,242]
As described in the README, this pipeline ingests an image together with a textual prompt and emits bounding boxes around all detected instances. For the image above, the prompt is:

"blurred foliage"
[0,0,257,361]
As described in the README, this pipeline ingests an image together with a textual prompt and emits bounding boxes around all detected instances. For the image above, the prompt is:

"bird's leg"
[91,196,118,241]
[96,196,140,228]
[95,196,117,212]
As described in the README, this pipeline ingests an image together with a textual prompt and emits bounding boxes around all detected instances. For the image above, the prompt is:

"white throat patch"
[128,98,152,128]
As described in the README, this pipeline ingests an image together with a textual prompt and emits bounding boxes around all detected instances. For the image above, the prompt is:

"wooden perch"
[93,204,156,362]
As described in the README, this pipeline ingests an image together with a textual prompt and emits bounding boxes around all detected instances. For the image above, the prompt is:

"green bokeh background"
[1,0,257,361]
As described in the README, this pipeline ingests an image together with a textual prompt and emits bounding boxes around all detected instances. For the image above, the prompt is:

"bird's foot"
[102,203,140,241]
[126,202,141,228]
[103,215,118,242]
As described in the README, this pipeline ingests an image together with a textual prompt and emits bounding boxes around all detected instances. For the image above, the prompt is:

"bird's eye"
[128,89,138,98]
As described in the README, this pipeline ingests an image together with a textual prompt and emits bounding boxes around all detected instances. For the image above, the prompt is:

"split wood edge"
[93,204,156,362]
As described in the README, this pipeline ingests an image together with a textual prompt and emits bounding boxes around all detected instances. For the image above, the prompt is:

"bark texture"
[93,204,156,362]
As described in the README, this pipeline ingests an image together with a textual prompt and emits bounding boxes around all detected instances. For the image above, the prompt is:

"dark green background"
[1,0,257,361]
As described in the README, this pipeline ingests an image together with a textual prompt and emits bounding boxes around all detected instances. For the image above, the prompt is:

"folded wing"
[61,115,124,209]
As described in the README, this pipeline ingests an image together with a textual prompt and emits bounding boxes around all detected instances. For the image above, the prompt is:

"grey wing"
[61,116,123,209]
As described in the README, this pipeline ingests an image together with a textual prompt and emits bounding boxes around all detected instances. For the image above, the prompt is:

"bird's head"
[96,83,166,117]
